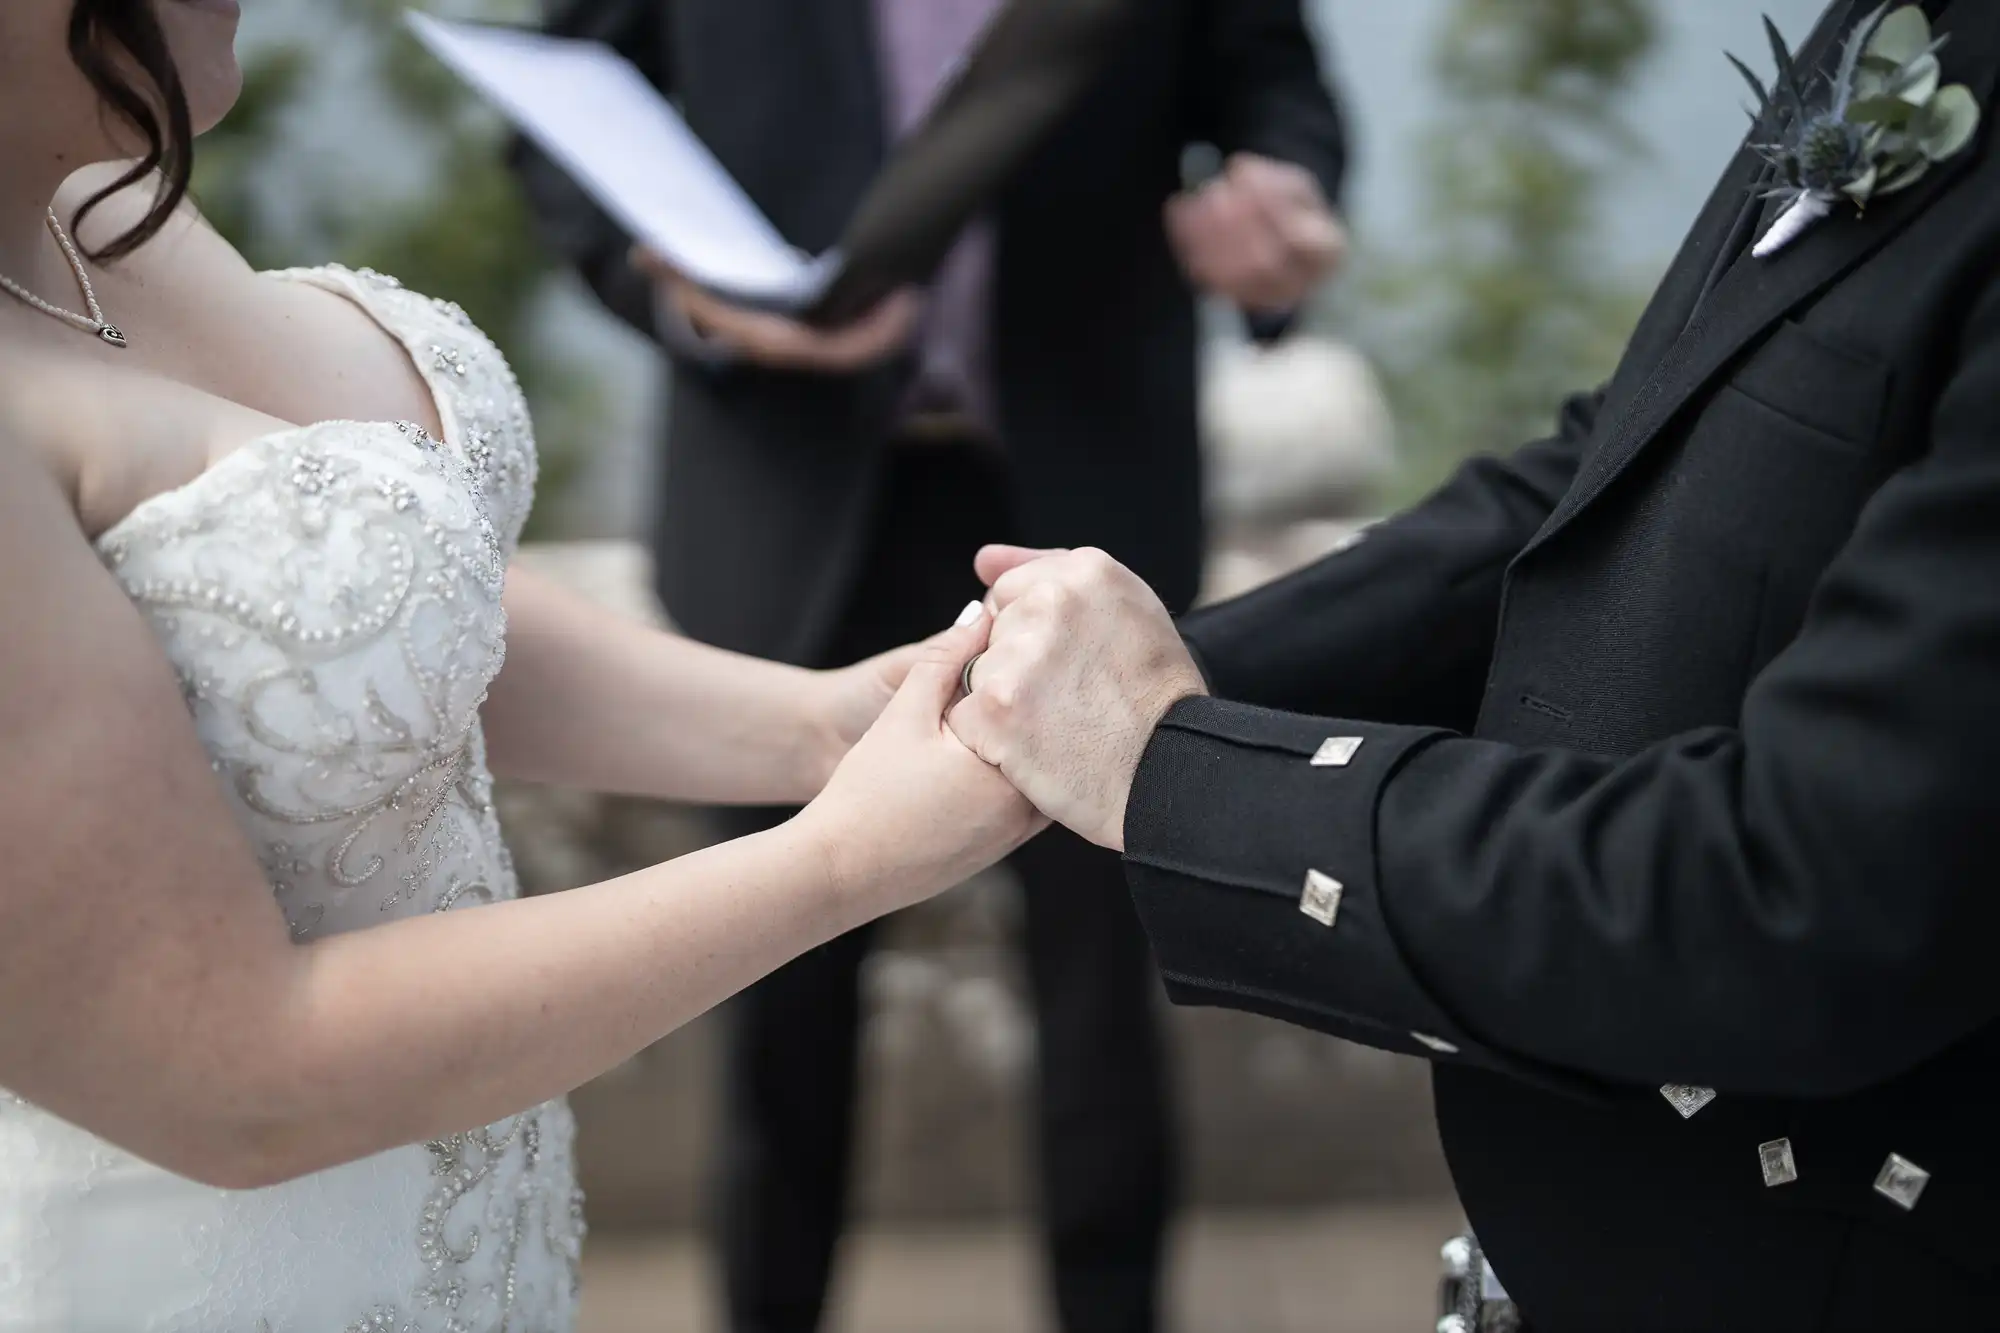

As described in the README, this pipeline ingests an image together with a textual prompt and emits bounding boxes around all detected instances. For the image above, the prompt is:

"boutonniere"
[1730,4,1982,257]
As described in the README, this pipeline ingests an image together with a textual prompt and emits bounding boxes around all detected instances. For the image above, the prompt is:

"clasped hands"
[947,545,1207,852]
[795,544,1201,914]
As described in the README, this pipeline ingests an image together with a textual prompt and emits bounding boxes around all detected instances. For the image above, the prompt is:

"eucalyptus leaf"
[1846,93,1919,126]
[1919,82,1981,159]
[1842,161,1880,203]
[1875,156,1932,195]
[1866,6,1933,66]
[1873,133,1923,163]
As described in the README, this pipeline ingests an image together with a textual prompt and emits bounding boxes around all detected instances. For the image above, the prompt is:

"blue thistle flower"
[1727,5,1979,255]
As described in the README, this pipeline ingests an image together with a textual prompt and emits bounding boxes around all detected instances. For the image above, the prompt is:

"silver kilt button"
[1299,869,1344,927]
[1660,1084,1717,1119]
[1310,736,1365,767]
[1759,1137,1799,1187]
[1873,1153,1931,1211]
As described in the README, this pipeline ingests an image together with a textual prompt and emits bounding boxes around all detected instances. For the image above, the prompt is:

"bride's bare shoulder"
[54,163,257,291]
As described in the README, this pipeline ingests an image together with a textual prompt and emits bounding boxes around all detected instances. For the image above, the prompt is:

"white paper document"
[406,12,839,307]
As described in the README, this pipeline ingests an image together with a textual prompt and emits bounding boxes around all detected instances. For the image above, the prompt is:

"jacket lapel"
[1521,0,1999,558]
[1609,145,1768,401]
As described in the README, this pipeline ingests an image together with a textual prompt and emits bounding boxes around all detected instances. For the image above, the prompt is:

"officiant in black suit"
[512,2,1347,1330]
[944,0,2000,1328]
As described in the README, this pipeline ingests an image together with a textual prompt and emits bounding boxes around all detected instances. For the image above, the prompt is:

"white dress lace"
[0,266,583,1332]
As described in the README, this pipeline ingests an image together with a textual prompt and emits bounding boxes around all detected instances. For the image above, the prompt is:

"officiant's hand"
[632,246,920,373]
[948,546,1206,852]
[1166,153,1346,314]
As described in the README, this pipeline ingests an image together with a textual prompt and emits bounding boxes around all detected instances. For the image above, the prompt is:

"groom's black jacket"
[1125,0,2000,1327]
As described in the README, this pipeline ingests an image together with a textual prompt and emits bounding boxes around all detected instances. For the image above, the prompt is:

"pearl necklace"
[0,210,128,347]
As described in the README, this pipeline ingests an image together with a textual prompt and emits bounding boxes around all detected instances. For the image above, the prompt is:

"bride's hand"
[794,606,1045,912]
[800,639,931,792]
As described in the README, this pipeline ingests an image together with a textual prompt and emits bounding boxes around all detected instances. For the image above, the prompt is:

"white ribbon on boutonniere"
[1730,4,1983,258]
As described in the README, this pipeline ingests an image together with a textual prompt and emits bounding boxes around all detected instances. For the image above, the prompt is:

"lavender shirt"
[874,0,1003,437]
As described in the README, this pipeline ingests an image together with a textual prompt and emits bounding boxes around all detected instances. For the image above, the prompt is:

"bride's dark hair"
[66,0,194,261]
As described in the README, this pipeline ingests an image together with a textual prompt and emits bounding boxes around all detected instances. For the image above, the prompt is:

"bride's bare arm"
[0,436,1033,1189]
[481,563,901,804]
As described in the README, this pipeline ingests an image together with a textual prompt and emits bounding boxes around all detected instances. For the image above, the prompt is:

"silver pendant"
[99,324,128,348]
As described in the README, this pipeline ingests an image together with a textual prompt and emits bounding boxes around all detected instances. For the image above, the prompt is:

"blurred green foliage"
[191,0,595,540]
[1341,0,1660,507]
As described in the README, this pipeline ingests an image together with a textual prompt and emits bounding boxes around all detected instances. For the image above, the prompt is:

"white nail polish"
[954,601,985,628]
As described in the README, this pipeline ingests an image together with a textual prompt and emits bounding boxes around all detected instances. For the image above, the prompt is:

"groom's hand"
[948,546,1207,851]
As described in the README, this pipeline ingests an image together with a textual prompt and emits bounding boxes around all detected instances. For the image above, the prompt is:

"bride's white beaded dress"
[0,266,583,1332]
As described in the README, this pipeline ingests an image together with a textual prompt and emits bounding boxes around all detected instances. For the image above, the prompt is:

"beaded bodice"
[0,266,580,1333]
[93,265,538,940]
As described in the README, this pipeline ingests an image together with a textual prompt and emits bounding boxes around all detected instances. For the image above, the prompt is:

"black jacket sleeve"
[1182,389,1601,732]
[1193,0,1347,205]
[1127,279,2000,1103]
[510,0,673,342]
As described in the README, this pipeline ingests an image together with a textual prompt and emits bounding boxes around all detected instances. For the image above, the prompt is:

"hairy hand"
[947,547,1206,851]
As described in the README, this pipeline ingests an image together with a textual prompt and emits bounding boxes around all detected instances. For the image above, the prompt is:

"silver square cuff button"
[1660,1084,1717,1119]
[1310,736,1365,768]
[1873,1153,1931,1211]
[1299,870,1344,927]
[1759,1138,1799,1188]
